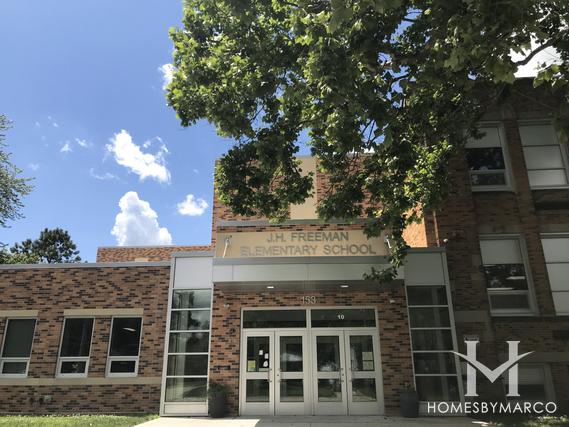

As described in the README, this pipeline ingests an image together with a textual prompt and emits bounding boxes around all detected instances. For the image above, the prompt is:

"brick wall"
[0,265,170,414]
[208,285,414,416]
[96,245,211,262]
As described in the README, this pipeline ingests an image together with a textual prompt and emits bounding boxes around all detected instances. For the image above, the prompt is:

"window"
[479,236,535,315]
[465,126,511,190]
[541,235,569,315]
[165,289,211,403]
[520,124,569,188]
[0,318,36,377]
[106,317,142,377]
[57,318,94,377]
[243,310,306,328]
[504,365,554,402]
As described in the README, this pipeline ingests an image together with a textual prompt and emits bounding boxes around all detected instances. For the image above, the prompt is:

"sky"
[0,0,235,261]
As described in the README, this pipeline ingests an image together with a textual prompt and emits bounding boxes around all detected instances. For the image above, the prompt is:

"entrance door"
[275,331,309,415]
[312,330,383,415]
[240,331,274,415]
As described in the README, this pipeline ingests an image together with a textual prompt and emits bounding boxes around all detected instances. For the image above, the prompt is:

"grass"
[0,414,158,427]
[479,415,569,426]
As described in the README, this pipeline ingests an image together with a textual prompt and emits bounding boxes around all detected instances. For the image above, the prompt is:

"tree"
[166,0,569,281]
[1,115,33,233]
[10,228,82,264]
[0,249,39,265]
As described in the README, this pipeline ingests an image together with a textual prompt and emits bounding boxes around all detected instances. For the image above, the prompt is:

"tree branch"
[513,39,557,67]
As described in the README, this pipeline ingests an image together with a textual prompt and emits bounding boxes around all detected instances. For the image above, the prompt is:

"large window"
[504,365,554,402]
[57,318,94,377]
[479,236,535,315]
[520,123,569,188]
[165,289,211,403]
[0,318,36,377]
[465,125,511,190]
[106,317,142,377]
[407,286,460,402]
[541,235,569,315]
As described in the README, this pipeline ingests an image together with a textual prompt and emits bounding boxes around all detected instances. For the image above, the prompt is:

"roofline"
[97,245,211,249]
[0,261,171,270]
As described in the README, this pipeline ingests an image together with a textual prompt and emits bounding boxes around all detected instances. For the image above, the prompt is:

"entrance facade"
[239,308,384,416]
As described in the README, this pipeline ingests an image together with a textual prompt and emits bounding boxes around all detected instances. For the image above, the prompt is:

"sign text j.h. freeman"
[216,230,388,258]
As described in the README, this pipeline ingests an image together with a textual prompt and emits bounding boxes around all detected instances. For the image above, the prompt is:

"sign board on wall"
[216,230,388,258]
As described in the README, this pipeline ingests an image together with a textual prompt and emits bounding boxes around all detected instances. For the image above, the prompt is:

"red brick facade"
[96,245,212,262]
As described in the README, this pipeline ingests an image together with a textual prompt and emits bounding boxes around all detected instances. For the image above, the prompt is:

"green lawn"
[483,416,569,426]
[0,415,158,427]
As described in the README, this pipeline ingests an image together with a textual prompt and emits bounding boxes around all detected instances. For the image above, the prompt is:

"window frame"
[56,317,95,378]
[519,120,569,190]
[479,234,538,316]
[503,363,556,403]
[0,317,37,378]
[105,316,143,378]
[540,232,569,316]
[466,123,514,192]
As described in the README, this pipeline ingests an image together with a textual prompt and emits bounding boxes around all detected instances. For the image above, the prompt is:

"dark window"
[483,264,528,290]
[466,147,505,171]
[109,318,142,357]
[1,319,36,358]
[243,310,306,328]
[60,318,93,357]
[172,290,211,309]
[407,286,448,305]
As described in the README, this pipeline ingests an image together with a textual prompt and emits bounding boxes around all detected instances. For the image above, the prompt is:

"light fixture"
[266,285,274,289]
[340,284,349,288]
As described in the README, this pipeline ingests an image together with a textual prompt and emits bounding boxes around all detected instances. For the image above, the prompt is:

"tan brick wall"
[208,285,414,416]
[96,245,212,262]
[0,265,170,414]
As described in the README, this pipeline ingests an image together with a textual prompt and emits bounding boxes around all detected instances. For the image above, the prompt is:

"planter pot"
[209,393,228,418]
[400,390,419,418]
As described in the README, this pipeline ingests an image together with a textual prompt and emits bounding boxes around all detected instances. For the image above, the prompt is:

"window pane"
[311,309,376,327]
[416,376,460,401]
[470,172,506,186]
[318,379,342,401]
[411,330,454,351]
[109,318,142,357]
[414,352,456,374]
[523,146,564,169]
[243,310,306,328]
[169,332,209,353]
[172,290,211,309]
[170,310,210,331]
[466,147,505,170]
[467,127,502,148]
[280,336,303,372]
[542,237,569,263]
[1,361,27,374]
[519,124,557,146]
[2,319,36,358]
[480,239,523,264]
[246,336,270,372]
[246,379,269,402]
[409,307,450,328]
[316,336,340,372]
[407,286,448,306]
[167,354,208,376]
[165,378,207,402]
[349,335,375,372]
[60,318,93,357]
[528,170,568,187]
[352,379,377,402]
[483,264,528,290]
[110,360,136,373]
[280,379,303,402]
[60,361,87,374]
[489,293,530,310]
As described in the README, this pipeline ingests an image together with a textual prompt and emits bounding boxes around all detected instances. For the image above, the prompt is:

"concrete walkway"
[137,415,483,427]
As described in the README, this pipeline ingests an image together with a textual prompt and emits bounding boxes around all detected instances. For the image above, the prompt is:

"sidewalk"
[137,415,480,427]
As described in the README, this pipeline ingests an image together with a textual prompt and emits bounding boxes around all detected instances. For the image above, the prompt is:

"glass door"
[345,332,383,415]
[240,331,274,415]
[311,331,348,415]
[275,331,309,415]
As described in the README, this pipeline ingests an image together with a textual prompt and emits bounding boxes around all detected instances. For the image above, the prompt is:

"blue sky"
[0,0,236,261]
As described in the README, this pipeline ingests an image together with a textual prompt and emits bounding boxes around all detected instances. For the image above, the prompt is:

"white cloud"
[29,163,40,171]
[34,121,41,128]
[177,194,209,216]
[75,138,90,148]
[53,122,59,128]
[193,168,199,174]
[106,129,170,183]
[512,41,562,78]
[111,191,172,246]
[89,168,117,180]
[159,63,174,89]
[60,141,72,153]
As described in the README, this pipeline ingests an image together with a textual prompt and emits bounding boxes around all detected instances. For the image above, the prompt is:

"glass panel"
[411,330,454,351]
[246,379,269,402]
[489,293,530,310]
[467,127,501,148]
[318,379,342,401]
[169,332,209,353]
[466,147,505,170]
[2,319,36,357]
[1,361,27,374]
[167,354,208,376]
[349,335,374,372]
[517,384,547,400]
[280,379,303,402]
[316,336,340,372]
[311,309,376,327]
[172,290,211,309]
[170,310,210,331]
[109,318,141,357]
[470,172,507,186]
[60,361,87,374]
[280,336,302,372]
[110,360,136,373]
[416,376,460,401]
[542,237,569,263]
[483,264,528,290]
[480,239,522,264]
[246,336,270,372]
[60,318,93,357]
[409,307,450,328]
[413,352,456,374]
[165,378,207,402]
[243,310,306,328]
[528,170,568,187]
[407,286,448,306]
[352,379,377,402]
[523,146,564,169]
[519,124,557,146]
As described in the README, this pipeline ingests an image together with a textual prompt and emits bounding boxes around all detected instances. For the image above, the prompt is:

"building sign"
[216,230,388,258]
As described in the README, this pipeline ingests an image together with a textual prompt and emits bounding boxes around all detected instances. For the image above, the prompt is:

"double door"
[240,329,383,416]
